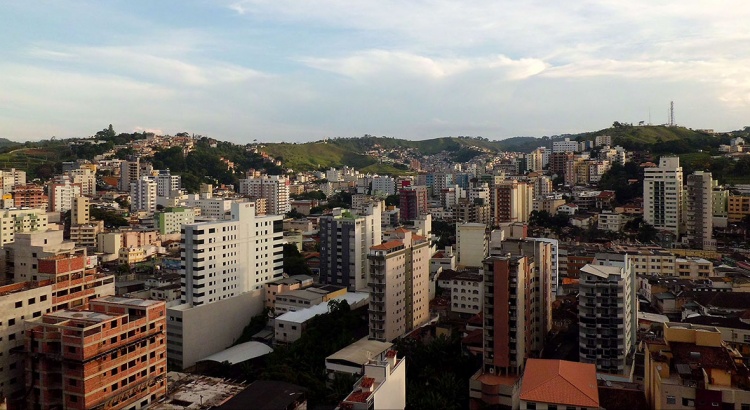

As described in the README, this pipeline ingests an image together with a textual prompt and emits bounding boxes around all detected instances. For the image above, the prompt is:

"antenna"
[669,101,675,126]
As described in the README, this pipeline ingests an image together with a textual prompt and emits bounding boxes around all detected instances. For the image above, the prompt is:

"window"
[14,301,21,308]
[666,395,676,405]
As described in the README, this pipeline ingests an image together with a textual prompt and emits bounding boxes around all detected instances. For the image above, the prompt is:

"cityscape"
[0,124,742,409]
[3,2,750,410]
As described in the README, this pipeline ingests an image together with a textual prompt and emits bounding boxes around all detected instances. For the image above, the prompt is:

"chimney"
[385,350,398,369]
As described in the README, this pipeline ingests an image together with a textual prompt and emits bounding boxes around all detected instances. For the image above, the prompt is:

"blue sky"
[1,1,749,143]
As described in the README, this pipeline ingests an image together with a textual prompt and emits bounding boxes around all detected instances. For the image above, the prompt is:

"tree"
[283,244,312,276]
[286,209,304,219]
[637,222,658,243]
[385,194,400,207]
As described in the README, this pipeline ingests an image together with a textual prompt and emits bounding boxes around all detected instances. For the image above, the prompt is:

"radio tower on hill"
[669,101,675,126]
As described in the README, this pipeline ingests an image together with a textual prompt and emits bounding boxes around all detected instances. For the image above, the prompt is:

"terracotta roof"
[519,359,599,408]
[370,240,403,251]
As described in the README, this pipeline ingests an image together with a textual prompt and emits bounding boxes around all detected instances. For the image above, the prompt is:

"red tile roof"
[345,390,372,403]
[370,240,403,251]
[520,359,599,408]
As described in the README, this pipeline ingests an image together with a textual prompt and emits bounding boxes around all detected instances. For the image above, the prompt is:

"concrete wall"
[167,290,264,370]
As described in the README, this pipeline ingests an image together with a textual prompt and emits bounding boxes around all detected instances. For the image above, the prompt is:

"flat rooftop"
[96,296,162,307]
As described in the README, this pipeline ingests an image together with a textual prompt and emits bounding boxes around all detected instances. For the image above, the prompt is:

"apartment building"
[119,159,140,191]
[24,297,167,410]
[492,180,532,225]
[180,202,284,306]
[552,138,580,153]
[70,197,104,248]
[368,229,430,342]
[578,264,636,374]
[685,171,716,250]
[13,184,48,210]
[446,271,483,315]
[68,167,97,196]
[238,174,291,215]
[728,194,750,223]
[644,322,750,409]
[131,176,157,213]
[470,255,536,410]
[456,223,488,268]
[49,179,83,213]
[0,208,48,247]
[643,156,684,237]
[154,207,195,235]
[338,351,406,410]
[0,264,114,403]
[399,185,428,221]
[488,235,554,341]
[156,169,181,197]
[319,204,382,292]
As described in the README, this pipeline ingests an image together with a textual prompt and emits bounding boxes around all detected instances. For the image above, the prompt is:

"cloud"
[301,51,547,81]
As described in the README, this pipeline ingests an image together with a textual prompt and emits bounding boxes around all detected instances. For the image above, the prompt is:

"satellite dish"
[657,365,662,371]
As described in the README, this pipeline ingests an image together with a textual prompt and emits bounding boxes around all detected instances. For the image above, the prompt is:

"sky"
[1,1,749,143]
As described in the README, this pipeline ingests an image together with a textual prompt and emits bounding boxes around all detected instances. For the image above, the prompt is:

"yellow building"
[728,194,750,223]
[644,322,750,409]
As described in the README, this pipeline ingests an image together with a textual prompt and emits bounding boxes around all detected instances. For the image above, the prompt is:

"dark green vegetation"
[282,244,312,277]
[233,308,272,346]
[393,333,479,410]
[146,138,283,192]
[597,162,644,204]
[90,206,129,228]
[256,300,367,406]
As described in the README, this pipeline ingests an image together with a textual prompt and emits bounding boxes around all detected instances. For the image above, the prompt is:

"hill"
[261,125,733,172]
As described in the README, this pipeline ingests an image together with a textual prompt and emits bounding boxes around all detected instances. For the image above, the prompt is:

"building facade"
[24,297,167,410]
[644,157,684,237]
[685,171,715,250]
[180,202,284,306]
[578,264,636,374]
[319,204,382,292]
[368,230,430,342]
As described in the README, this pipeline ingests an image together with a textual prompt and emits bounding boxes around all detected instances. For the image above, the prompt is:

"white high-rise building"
[130,176,157,213]
[0,169,26,193]
[643,156,683,237]
[49,179,82,213]
[371,176,396,196]
[552,138,579,153]
[578,264,636,374]
[238,175,291,215]
[156,169,181,197]
[180,202,283,306]
[686,171,716,250]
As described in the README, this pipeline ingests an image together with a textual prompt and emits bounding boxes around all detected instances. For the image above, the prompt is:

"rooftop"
[199,341,273,365]
[580,264,623,279]
[326,337,393,368]
[214,380,306,410]
[519,359,599,408]
[276,292,369,324]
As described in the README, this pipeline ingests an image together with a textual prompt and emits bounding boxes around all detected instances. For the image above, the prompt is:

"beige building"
[265,275,314,309]
[674,257,713,278]
[69,197,103,248]
[644,322,750,409]
[118,246,148,265]
[0,208,48,247]
[456,223,488,268]
[728,194,750,223]
[368,229,430,342]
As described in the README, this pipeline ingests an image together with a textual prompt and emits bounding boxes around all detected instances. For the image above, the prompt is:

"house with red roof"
[519,359,599,409]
